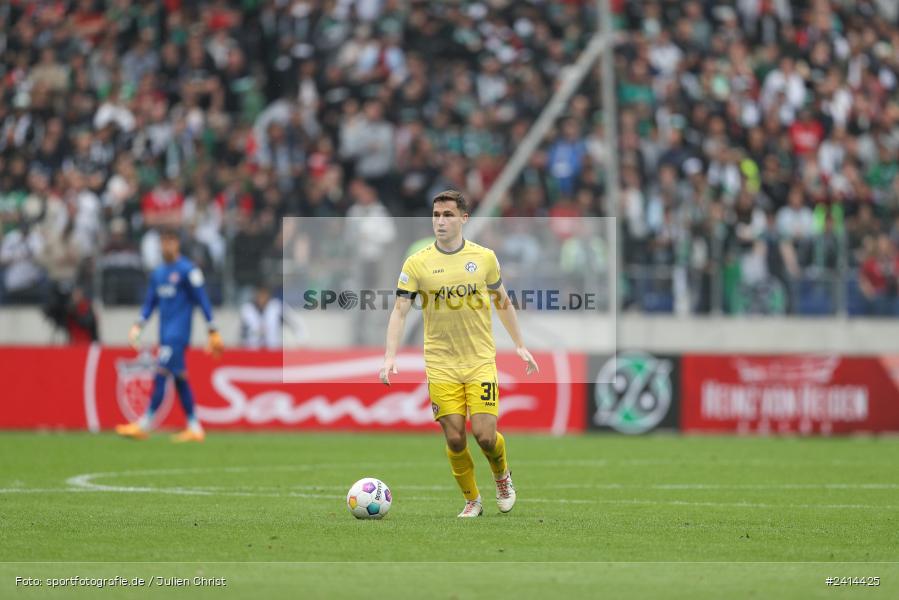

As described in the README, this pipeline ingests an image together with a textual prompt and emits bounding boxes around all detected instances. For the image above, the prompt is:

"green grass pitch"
[1,432,897,599]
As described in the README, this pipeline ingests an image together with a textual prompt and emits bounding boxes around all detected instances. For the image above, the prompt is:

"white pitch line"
[7,482,898,495]
[50,467,899,510]
[518,458,895,468]
[554,483,899,490]
[65,473,337,500]
[5,478,899,510]
[183,484,455,492]
[187,482,899,493]
[5,484,896,510]
[592,498,899,511]
[0,488,92,494]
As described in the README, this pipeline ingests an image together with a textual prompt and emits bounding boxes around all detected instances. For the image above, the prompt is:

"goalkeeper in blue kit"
[116,228,223,442]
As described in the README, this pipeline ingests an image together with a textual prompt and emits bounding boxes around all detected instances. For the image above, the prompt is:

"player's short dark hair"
[432,190,469,215]
[159,227,181,241]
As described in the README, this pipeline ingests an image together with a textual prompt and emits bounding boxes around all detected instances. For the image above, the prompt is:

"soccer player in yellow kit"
[379,190,539,517]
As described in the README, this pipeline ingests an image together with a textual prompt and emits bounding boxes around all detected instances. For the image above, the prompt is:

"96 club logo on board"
[587,352,680,434]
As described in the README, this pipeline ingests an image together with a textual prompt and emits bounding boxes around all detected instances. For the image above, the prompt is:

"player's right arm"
[130,271,158,349]
[380,295,413,386]
[380,257,419,385]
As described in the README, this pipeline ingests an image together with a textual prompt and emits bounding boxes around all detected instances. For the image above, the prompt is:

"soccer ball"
[346,477,392,519]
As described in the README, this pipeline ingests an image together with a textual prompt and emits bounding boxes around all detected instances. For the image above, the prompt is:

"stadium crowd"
[1,0,899,330]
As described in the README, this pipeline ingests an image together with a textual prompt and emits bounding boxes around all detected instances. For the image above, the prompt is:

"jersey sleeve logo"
[188,268,205,287]
[399,272,410,284]
[465,261,478,272]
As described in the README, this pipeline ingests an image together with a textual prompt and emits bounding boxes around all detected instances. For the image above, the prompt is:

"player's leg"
[430,371,482,517]
[471,413,506,475]
[115,369,168,439]
[169,345,204,443]
[439,414,483,517]
[467,363,505,474]
[171,374,205,442]
[470,412,514,512]
[467,363,516,513]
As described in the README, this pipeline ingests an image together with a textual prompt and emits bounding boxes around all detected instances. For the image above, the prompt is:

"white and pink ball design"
[346,478,392,519]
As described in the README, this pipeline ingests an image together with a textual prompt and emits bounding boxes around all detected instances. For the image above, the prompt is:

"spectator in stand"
[547,118,587,200]
[239,284,306,350]
[39,213,83,304]
[239,284,283,350]
[0,214,45,304]
[344,178,396,343]
[777,185,816,259]
[0,0,897,320]
[789,108,825,161]
[232,211,271,306]
[44,285,99,344]
[140,177,184,272]
[339,100,395,206]
[98,217,144,305]
[345,178,396,273]
[860,234,899,316]
[761,55,807,114]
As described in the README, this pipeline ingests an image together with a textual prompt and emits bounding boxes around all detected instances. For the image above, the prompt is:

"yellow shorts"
[426,362,499,421]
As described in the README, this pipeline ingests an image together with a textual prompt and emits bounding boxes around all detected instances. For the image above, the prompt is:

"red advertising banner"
[681,355,899,434]
[0,346,586,433]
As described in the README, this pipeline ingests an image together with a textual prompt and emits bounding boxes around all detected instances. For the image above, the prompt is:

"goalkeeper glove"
[206,328,224,359]
[129,322,143,350]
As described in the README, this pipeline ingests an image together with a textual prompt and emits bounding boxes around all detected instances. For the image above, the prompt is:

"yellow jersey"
[396,239,502,369]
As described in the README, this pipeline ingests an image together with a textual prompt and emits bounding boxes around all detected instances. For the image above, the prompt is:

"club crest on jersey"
[168,272,180,284]
[465,261,477,272]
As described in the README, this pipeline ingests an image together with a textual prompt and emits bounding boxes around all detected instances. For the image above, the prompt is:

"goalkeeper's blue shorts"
[157,343,187,376]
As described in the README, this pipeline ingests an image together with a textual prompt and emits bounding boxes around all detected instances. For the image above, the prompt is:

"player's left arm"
[487,254,538,375]
[186,266,223,358]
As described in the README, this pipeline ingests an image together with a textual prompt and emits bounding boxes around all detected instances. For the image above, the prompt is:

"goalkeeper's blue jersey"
[139,256,214,346]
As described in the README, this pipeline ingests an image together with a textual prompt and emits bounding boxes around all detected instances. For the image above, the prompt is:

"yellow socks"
[446,446,480,501]
[446,432,509,500]
[480,431,508,479]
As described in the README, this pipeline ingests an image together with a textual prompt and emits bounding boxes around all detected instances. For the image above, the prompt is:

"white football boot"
[458,495,484,518]
[495,472,516,513]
